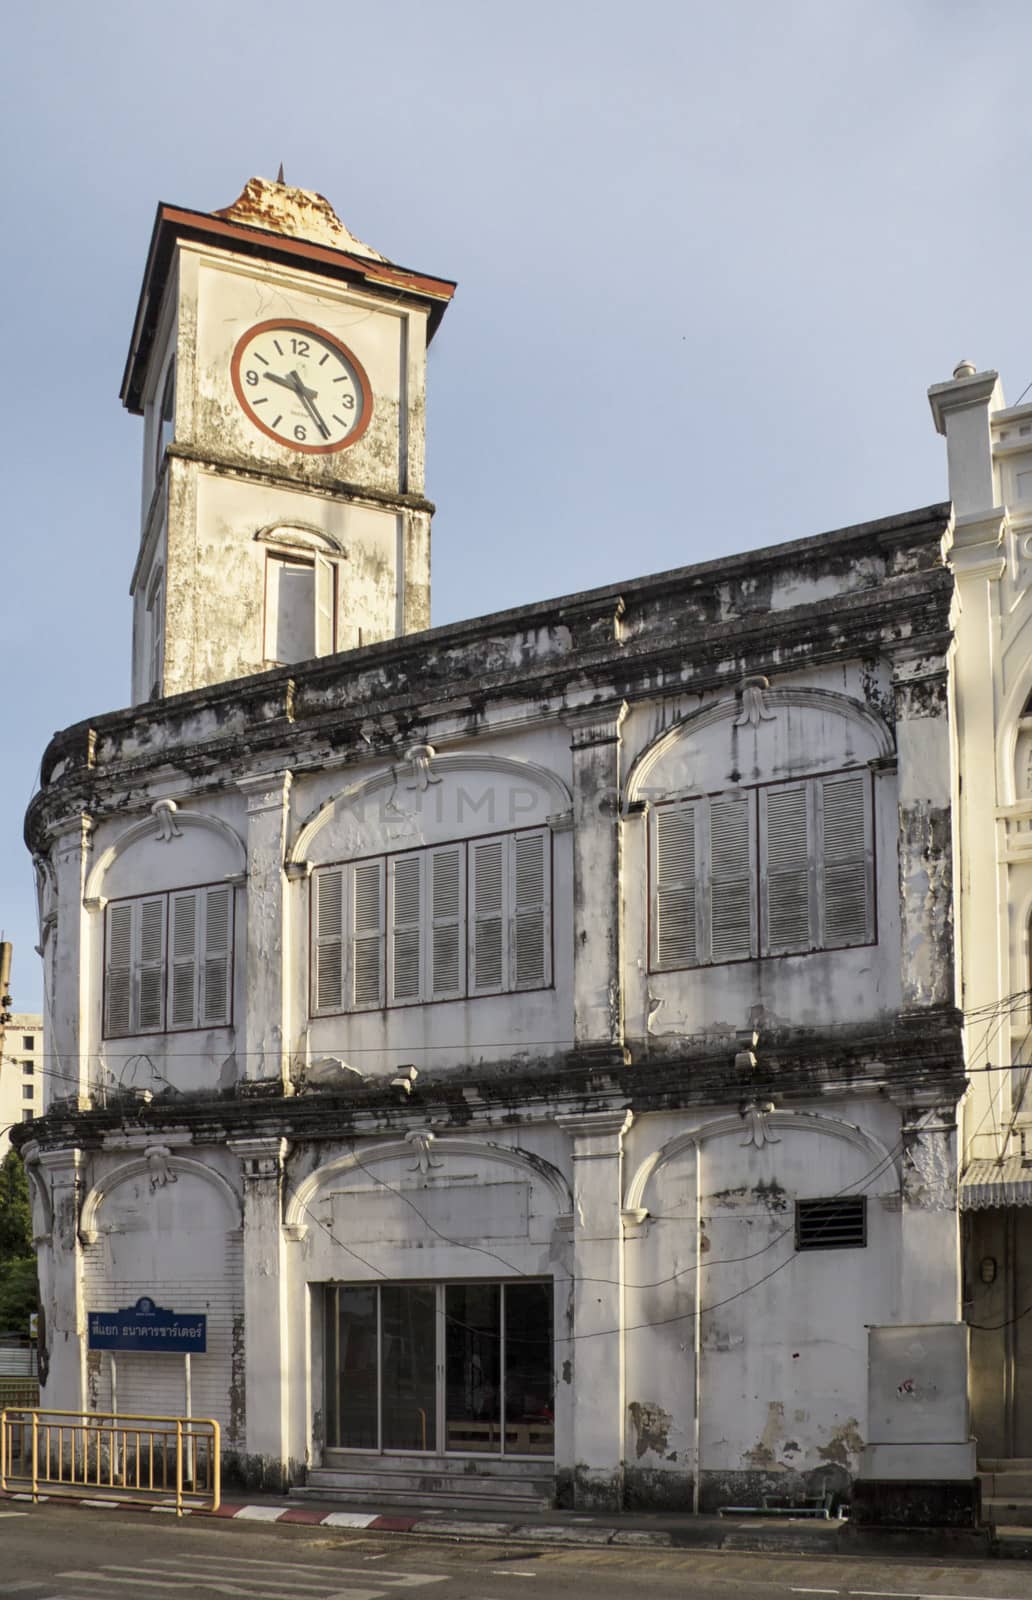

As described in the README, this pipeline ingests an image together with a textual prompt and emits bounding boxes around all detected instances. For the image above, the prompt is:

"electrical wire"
[285,1128,909,1343]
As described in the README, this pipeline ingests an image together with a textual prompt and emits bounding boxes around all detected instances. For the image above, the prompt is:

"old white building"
[930,363,1032,1507]
[1,1015,43,1159]
[20,178,972,1520]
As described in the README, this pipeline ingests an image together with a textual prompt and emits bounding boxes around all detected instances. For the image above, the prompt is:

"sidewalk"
[7,1484,1029,1560]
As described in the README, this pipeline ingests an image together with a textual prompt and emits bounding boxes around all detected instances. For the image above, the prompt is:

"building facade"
[930,363,1032,1487]
[1,1015,43,1160]
[20,179,972,1515]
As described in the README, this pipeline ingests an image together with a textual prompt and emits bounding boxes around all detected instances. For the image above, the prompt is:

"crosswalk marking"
[59,1578,380,1600]
[169,1555,446,1586]
[52,1552,447,1600]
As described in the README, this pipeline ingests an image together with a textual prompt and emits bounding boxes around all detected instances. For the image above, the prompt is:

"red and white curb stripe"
[1,1492,671,1544]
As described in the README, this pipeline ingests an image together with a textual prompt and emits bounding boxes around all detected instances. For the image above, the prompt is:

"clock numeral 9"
[294,424,307,442]
[245,370,260,386]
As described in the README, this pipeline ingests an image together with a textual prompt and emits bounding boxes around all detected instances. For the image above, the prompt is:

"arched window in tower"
[257,525,340,666]
[155,357,176,479]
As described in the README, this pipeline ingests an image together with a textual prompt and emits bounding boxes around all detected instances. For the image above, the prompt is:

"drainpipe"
[693,1136,703,1516]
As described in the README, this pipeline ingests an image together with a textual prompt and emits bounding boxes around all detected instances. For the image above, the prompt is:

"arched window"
[255,524,343,666]
[155,357,175,479]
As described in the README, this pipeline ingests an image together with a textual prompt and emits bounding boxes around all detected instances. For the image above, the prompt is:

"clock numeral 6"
[294,424,307,442]
[245,370,259,386]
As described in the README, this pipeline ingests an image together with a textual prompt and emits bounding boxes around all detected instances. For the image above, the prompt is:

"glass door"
[324,1279,554,1458]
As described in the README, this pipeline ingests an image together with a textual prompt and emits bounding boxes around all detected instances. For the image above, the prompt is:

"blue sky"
[3,0,1031,1012]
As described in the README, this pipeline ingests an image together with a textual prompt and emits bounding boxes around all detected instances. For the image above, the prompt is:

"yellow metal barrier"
[0,1408,220,1516]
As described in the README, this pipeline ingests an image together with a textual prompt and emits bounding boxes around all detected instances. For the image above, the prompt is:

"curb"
[0,1493,674,1547]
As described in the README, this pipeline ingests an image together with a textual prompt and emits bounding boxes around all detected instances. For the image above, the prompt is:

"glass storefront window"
[323,1279,553,1458]
[381,1284,437,1451]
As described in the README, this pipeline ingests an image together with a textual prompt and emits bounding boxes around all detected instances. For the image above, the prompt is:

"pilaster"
[230,1136,291,1483]
[894,1096,962,1324]
[36,1146,84,1411]
[237,771,292,1088]
[556,1109,632,1510]
[567,705,628,1062]
[49,815,93,1105]
[891,651,956,1015]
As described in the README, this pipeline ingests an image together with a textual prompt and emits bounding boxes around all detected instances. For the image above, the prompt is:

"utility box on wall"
[853,1323,979,1528]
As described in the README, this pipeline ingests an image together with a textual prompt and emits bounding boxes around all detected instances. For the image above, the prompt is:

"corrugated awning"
[960,1157,1032,1209]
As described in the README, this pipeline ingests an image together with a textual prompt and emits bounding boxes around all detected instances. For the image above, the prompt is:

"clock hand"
[288,369,330,440]
[264,370,318,400]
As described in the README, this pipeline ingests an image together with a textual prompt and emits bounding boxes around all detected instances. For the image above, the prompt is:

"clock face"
[230,319,373,454]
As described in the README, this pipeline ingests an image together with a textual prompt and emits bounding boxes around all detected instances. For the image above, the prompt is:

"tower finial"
[276,162,285,184]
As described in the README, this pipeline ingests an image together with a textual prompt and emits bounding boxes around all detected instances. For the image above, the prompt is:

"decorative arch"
[624,1110,898,1214]
[625,687,895,806]
[288,754,574,868]
[254,521,345,556]
[79,1152,243,1245]
[284,1136,573,1236]
[84,805,246,905]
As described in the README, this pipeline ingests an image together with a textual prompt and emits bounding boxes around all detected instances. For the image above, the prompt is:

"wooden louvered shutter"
[389,854,423,1003]
[202,886,232,1025]
[654,804,698,969]
[430,845,465,999]
[762,784,812,954]
[313,868,345,1013]
[470,837,505,994]
[315,554,335,656]
[819,774,871,948]
[351,860,385,1009]
[105,902,134,1036]
[709,796,754,962]
[512,830,549,989]
[169,891,198,1028]
[136,896,166,1032]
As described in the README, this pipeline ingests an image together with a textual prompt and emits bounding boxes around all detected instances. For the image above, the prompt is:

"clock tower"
[121,176,455,702]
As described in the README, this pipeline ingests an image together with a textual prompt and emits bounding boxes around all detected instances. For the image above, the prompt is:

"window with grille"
[311,828,551,1015]
[650,769,873,971]
[795,1196,867,1251]
[103,885,235,1038]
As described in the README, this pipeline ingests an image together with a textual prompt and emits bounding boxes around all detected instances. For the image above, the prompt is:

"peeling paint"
[627,1401,672,1459]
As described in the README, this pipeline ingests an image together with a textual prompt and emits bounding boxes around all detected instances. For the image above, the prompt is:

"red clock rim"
[229,318,374,455]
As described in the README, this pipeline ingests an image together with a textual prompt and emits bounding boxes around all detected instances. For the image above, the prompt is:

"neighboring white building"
[930,364,1032,1491]
[19,178,972,1523]
[1,1015,43,1161]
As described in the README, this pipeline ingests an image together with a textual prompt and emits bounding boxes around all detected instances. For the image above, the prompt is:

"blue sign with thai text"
[87,1297,206,1354]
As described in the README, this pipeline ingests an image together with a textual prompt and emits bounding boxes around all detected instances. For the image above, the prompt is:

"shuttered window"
[652,770,873,970]
[312,829,549,1014]
[651,795,756,969]
[103,884,234,1038]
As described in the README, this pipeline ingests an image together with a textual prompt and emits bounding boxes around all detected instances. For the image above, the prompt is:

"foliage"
[0,1256,37,1334]
[0,1149,33,1262]
[0,1150,37,1333]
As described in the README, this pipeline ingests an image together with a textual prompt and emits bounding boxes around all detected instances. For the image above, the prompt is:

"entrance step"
[984,1497,1032,1529]
[979,1459,1032,1472]
[297,1462,554,1513]
[980,1471,1032,1496]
